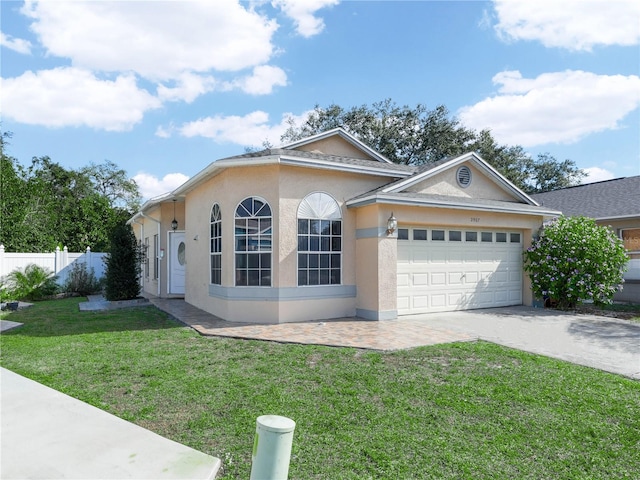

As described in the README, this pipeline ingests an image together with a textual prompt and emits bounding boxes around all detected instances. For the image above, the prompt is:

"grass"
[1,298,639,479]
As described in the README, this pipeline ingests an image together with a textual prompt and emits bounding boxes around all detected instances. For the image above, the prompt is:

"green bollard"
[250,415,296,480]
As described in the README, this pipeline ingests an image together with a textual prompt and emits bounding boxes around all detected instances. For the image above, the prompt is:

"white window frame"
[297,192,342,287]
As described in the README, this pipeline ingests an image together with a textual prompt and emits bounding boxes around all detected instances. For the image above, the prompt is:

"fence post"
[0,244,4,277]
[62,246,69,273]
[55,246,61,275]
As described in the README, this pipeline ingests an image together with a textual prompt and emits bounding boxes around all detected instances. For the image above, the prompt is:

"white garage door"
[397,227,523,315]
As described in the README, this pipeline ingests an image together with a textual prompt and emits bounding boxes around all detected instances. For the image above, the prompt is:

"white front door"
[397,226,523,314]
[169,231,186,295]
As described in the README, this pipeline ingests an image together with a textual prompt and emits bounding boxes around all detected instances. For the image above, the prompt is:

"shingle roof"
[529,176,640,219]
[226,148,416,174]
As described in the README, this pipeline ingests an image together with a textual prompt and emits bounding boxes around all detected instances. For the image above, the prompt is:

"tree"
[103,223,141,301]
[523,216,627,309]
[281,100,585,193]
[0,130,141,252]
[81,160,141,211]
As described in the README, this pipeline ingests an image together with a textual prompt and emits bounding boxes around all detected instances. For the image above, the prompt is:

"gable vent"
[457,165,472,188]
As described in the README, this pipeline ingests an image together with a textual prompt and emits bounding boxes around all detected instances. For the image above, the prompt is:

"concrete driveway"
[413,306,640,379]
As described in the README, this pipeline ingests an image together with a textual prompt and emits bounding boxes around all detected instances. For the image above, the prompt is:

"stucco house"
[531,176,640,302]
[128,128,559,323]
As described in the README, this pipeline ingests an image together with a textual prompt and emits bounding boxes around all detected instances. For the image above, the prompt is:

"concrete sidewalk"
[1,368,221,480]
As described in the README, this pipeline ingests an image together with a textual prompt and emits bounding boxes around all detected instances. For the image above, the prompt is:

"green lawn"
[1,298,639,479]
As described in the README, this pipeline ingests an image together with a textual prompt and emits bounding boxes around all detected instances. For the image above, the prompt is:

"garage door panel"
[465,271,479,283]
[397,226,523,315]
[449,272,464,284]
[413,273,428,286]
[413,295,429,308]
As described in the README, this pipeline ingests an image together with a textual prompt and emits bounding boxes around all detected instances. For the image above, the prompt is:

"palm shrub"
[3,264,58,301]
[104,223,141,301]
[524,216,627,309]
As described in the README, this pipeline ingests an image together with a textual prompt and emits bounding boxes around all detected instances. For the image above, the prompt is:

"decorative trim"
[356,308,398,321]
[356,227,395,239]
[346,193,561,217]
[209,284,356,302]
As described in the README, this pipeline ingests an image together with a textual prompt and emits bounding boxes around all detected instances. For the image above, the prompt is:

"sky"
[2,0,639,200]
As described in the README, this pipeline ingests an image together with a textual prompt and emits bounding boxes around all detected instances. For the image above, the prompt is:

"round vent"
[457,165,472,188]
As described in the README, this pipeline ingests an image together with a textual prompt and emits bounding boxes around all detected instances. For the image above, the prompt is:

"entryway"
[169,231,186,295]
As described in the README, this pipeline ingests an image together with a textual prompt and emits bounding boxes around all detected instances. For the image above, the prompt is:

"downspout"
[140,212,162,297]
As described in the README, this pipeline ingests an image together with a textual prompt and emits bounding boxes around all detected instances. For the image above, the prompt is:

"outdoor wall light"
[386,212,397,235]
[171,199,178,231]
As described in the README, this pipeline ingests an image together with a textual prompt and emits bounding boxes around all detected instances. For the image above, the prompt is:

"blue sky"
[2,0,639,200]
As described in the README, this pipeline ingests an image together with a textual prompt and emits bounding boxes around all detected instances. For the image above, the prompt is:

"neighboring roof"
[530,176,640,220]
[279,127,394,164]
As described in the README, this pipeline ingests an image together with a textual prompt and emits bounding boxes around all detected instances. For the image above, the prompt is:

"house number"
[470,217,480,223]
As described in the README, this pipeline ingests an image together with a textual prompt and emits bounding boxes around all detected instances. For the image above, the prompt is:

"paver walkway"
[148,298,476,350]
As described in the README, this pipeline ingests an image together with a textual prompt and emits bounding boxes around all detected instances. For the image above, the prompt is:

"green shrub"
[524,216,627,309]
[3,264,59,301]
[104,223,141,301]
[63,262,103,296]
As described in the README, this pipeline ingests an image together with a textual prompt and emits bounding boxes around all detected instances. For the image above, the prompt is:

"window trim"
[234,196,272,287]
[153,234,159,280]
[297,192,342,287]
[210,203,222,285]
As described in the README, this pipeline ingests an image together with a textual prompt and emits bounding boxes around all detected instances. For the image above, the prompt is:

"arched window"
[297,192,341,286]
[235,197,272,286]
[210,204,222,285]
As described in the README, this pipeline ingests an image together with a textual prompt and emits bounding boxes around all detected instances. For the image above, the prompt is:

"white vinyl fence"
[0,245,107,286]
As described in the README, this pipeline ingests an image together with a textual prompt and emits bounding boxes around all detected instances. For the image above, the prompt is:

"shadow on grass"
[1,298,184,338]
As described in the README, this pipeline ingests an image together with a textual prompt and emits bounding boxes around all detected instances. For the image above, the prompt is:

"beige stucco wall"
[183,163,393,323]
[405,162,516,202]
[133,158,549,322]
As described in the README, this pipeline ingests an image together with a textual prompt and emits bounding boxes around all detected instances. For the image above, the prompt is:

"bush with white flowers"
[523,216,627,309]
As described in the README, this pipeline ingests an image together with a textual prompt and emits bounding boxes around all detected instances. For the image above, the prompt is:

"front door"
[169,231,186,295]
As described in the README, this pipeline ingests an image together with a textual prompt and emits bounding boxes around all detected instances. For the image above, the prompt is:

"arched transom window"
[297,192,342,286]
[235,197,272,286]
[210,203,222,285]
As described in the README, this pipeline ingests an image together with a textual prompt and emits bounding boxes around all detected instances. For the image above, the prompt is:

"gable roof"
[379,152,538,205]
[279,127,394,164]
[346,152,548,215]
[530,176,640,220]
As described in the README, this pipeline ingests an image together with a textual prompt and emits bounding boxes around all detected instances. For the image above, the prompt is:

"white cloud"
[582,167,616,183]
[0,67,161,131]
[458,70,640,147]
[170,110,312,146]
[0,32,32,54]
[157,73,218,103]
[272,0,340,37]
[492,0,640,51]
[232,65,288,95]
[133,172,190,200]
[21,0,279,80]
